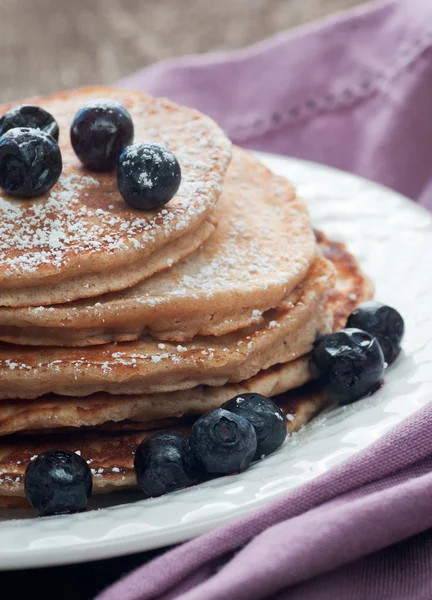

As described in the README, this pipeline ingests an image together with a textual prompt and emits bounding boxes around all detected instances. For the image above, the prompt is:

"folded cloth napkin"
[97,1,432,598]
[118,0,432,211]
[97,403,432,600]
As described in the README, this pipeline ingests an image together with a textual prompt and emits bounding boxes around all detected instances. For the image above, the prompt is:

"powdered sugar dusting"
[0,337,223,374]
[0,91,231,283]
[118,151,313,305]
[83,98,124,112]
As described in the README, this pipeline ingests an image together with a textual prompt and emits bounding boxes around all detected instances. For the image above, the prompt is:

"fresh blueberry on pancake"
[190,408,257,474]
[117,141,181,210]
[0,127,62,197]
[0,105,59,140]
[311,328,385,405]
[24,450,92,517]
[70,99,134,171]
[133,431,201,498]
[221,393,286,459]
[346,301,404,364]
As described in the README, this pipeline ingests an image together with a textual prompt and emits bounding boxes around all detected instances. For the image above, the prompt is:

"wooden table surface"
[0,0,366,103]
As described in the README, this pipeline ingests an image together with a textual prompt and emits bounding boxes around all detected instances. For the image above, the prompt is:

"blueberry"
[346,301,404,364]
[0,105,59,141]
[311,328,385,405]
[0,128,62,198]
[24,450,92,517]
[117,142,181,210]
[70,99,134,171]
[221,393,286,460]
[134,431,201,498]
[189,408,257,474]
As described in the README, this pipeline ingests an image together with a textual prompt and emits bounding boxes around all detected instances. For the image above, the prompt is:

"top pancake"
[0,86,232,307]
[0,147,316,346]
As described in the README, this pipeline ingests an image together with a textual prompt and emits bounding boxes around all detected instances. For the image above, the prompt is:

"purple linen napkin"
[118,0,432,211]
[97,402,432,600]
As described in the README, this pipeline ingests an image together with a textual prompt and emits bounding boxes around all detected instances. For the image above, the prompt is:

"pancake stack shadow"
[0,87,373,508]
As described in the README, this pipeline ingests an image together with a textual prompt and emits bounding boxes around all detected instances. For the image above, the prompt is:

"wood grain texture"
[1,0,366,102]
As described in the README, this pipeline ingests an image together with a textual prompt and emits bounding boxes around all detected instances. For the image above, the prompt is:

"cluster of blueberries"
[0,101,181,209]
[24,300,404,517]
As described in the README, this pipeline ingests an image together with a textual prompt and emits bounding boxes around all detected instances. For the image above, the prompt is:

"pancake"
[0,360,311,436]
[0,234,373,436]
[0,86,231,307]
[316,231,374,330]
[0,384,328,507]
[0,254,335,400]
[0,147,317,346]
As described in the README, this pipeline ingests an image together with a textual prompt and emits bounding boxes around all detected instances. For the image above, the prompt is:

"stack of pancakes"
[0,88,372,508]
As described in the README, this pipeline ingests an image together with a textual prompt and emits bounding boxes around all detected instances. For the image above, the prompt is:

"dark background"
[0,547,169,599]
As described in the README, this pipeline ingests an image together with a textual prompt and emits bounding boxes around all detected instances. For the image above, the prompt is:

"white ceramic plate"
[1,153,431,571]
